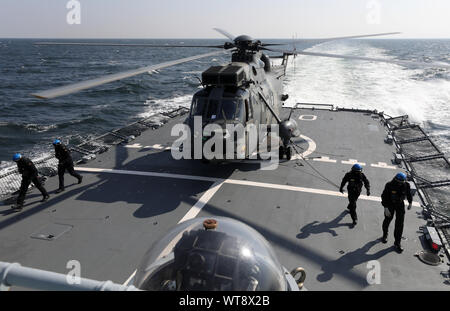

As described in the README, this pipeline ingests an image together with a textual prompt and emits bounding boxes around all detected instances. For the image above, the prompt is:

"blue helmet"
[53,139,61,145]
[352,164,363,172]
[395,172,407,182]
[12,153,22,162]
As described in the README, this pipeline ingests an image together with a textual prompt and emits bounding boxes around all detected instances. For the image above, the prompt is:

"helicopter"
[32,28,450,161]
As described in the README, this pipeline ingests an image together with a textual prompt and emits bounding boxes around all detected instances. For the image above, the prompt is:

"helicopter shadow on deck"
[296,210,353,239]
[74,144,263,219]
[0,145,396,288]
[76,137,343,219]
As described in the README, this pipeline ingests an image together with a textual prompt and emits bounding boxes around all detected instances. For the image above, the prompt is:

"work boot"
[381,234,388,244]
[55,188,65,194]
[78,176,83,184]
[394,242,404,253]
[11,203,23,211]
[40,195,50,203]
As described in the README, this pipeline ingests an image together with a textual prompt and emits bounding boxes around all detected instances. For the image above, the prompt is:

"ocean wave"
[0,116,107,133]
[424,120,450,131]
[82,81,152,97]
[1,39,448,161]
[0,121,56,133]
[139,94,192,118]
[411,68,449,81]
[283,40,450,151]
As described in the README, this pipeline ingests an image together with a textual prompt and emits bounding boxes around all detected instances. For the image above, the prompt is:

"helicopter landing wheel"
[279,146,285,159]
[286,146,292,161]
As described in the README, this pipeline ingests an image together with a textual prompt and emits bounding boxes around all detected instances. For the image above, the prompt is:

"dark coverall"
[55,143,82,190]
[16,157,49,205]
[340,171,370,222]
[381,179,412,245]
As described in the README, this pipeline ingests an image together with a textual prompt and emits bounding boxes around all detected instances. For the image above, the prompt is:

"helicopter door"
[250,93,261,128]
[260,95,267,125]
[243,99,251,158]
[244,99,250,122]
[251,93,265,146]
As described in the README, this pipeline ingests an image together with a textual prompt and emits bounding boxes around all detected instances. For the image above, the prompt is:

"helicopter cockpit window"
[192,97,245,122]
[234,100,245,122]
[190,97,207,117]
[220,99,237,120]
[205,99,220,120]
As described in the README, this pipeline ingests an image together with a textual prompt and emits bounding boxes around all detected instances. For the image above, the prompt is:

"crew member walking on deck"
[11,153,49,210]
[339,164,370,226]
[381,172,412,253]
[53,139,83,193]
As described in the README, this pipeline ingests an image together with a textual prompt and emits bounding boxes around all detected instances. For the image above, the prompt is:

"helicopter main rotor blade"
[213,28,236,41]
[263,47,450,69]
[32,50,228,100]
[265,32,401,47]
[310,32,401,44]
[260,43,287,47]
[34,42,225,48]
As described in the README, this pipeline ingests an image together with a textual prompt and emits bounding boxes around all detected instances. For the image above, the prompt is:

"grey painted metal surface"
[0,261,139,291]
[0,107,449,291]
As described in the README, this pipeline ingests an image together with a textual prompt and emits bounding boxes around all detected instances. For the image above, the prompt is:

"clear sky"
[1,0,449,39]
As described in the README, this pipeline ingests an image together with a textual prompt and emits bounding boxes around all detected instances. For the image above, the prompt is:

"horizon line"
[1,37,450,40]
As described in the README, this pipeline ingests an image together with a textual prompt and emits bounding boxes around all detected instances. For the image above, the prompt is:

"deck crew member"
[12,153,49,210]
[53,139,83,193]
[339,164,370,226]
[381,172,412,253]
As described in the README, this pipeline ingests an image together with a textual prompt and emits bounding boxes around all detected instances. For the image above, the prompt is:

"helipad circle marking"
[293,135,316,159]
[299,115,317,121]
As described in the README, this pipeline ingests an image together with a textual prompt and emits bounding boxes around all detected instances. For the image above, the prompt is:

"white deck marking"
[150,144,164,150]
[313,156,337,163]
[291,135,317,160]
[78,167,221,183]
[121,179,225,286]
[299,115,317,121]
[83,165,419,285]
[342,159,366,166]
[124,143,143,149]
[371,162,396,169]
[125,134,317,161]
[78,167,420,207]
[178,180,225,223]
[125,143,171,150]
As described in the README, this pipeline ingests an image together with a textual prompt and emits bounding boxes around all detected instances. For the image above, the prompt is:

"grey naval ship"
[1,30,449,293]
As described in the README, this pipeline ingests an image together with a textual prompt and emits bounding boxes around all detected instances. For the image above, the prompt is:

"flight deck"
[1,107,449,290]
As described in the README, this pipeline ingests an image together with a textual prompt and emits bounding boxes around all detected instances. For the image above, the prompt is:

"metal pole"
[0,261,140,291]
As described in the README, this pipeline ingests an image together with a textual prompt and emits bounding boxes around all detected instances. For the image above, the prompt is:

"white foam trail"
[283,41,450,126]
[139,94,192,118]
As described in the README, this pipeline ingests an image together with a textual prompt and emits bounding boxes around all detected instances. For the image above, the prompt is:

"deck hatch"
[31,223,73,241]
[416,251,442,266]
